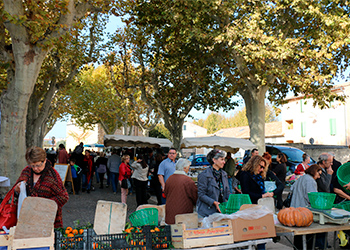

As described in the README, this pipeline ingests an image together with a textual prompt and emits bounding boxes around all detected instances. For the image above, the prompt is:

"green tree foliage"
[149,123,171,140]
[213,0,350,152]
[26,13,108,148]
[0,0,116,184]
[67,63,158,136]
[114,0,238,149]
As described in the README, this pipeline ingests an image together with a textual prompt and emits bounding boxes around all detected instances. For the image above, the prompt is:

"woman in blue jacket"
[196,149,230,217]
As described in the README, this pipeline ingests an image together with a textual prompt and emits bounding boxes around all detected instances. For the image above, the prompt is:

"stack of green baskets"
[337,162,350,194]
[333,201,350,212]
[308,192,336,210]
[129,208,159,227]
[219,202,228,214]
[225,194,252,214]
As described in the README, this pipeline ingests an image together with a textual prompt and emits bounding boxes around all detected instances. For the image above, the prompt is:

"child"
[69,158,81,195]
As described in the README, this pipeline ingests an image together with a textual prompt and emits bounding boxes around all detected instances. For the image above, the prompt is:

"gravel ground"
[62,180,345,249]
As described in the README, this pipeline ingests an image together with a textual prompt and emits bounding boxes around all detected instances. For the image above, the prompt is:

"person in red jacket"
[294,153,310,175]
[83,150,94,193]
[119,155,132,204]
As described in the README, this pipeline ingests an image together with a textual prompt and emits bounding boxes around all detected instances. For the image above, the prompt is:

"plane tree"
[0,0,115,184]
[116,0,239,150]
[26,13,107,148]
[215,0,350,152]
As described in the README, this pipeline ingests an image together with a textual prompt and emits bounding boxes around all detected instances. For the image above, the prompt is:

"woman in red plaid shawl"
[14,146,69,228]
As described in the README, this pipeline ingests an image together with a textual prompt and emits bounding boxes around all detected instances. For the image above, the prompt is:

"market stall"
[180,135,256,179]
[104,135,173,148]
[180,135,256,153]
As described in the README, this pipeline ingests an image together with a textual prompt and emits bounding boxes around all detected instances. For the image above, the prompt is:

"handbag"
[283,191,293,208]
[121,178,128,189]
[97,164,107,174]
[0,186,18,229]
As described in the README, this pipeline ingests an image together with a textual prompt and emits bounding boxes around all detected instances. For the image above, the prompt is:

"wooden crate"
[171,220,233,249]
[11,229,54,250]
[0,227,14,250]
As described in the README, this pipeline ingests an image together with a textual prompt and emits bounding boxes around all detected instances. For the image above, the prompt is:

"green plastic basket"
[219,202,227,214]
[308,192,336,210]
[129,208,158,227]
[226,194,252,212]
[337,162,350,194]
[333,201,350,212]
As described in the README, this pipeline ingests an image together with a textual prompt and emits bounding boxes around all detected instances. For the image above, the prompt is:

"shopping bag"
[17,181,27,218]
[0,186,17,229]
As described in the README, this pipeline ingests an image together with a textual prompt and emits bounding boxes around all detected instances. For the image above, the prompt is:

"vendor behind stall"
[240,155,274,204]
[14,146,69,228]
[196,149,230,217]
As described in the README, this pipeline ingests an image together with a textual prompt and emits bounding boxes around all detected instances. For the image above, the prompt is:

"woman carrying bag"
[131,155,149,207]
[1,147,69,229]
[118,155,132,204]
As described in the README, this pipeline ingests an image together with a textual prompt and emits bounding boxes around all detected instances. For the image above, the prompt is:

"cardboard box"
[213,213,276,242]
[171,220,234,248]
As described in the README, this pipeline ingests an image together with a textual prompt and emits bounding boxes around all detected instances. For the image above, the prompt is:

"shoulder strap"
[0,185,16,211]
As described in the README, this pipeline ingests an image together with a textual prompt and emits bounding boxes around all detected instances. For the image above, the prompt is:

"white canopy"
[180,135,256,153]
[104,134,173,148]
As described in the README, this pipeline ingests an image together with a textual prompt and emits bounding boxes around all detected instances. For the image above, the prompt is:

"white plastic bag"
[264,181,276,192]
[201,205,272,228]
[17,181,27,218]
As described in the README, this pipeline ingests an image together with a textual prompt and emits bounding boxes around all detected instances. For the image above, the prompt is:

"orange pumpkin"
[277,207,313,227]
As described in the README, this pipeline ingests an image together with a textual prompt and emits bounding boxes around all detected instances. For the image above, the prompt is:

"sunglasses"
[260,164,265,170]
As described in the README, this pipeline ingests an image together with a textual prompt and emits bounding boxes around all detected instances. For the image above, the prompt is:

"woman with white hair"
[196,149,230,217]
[164,158,198,224]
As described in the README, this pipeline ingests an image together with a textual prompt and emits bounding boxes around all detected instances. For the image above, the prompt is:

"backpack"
[97,164,107,173]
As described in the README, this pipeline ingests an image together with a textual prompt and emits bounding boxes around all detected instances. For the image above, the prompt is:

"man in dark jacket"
[223,152,235,194]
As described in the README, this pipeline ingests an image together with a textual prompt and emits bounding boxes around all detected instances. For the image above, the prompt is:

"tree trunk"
[164,118,184,152]
[26,83,58,148]
[0,45,48,184]
[239,85,268,154]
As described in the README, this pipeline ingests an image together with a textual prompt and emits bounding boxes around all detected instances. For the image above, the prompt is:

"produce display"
[277,207,313,227]
[123,223,172,249]
[55,224,92,249]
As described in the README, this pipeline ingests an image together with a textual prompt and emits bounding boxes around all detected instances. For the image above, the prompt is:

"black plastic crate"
[55,230,87,250]
[86,229,149,250]
[146,225,172,249]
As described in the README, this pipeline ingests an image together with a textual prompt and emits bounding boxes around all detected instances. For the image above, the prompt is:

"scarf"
[251,173,265,194]
[211,167,224,203]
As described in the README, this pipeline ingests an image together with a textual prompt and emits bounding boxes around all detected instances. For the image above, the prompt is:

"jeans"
[227,177,233,194]
[110,172,119,192]
[95,170,100,183]
[82,174,87,190]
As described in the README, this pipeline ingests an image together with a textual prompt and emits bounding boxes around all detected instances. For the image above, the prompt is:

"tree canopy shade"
[214,0,350,152]
[116,0,239,150]
[0,0,116,184]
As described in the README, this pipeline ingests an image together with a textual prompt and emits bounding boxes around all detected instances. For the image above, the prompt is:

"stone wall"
[271,143,350,164]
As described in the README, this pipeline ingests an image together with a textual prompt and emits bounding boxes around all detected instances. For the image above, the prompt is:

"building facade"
[280,82,350,146]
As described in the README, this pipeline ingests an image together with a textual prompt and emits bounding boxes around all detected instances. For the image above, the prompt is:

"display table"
[173,238,272,250]
[276,222,350,250]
